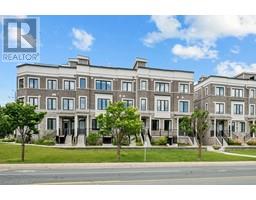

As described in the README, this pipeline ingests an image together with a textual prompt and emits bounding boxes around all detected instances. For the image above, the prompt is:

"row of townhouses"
[16,55,256,146]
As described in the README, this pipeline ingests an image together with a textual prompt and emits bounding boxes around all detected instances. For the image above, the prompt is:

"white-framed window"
[205,87,208,96]
[240,122,245,132]
[140,79,148,91]
[47,118,56,130]
[215,102,225,114]
[28,77,39,89]
[179,83,189,93]
[205,103,208,111]
[157,100,169,111]
[95,80,112,91]
[28,97,39,107]
[140,98,147,111]
[79,77,87,89]
[64,80,75,90]
[62,98,74,110]
[231,88,243,97]
[122,81,133,92]
[97,98,110,110]
[179,100,189,113]
[18,78,24,89]
[79,96,87,110]
[233,103,244,115]
[215,86,225,96]
[250,88,256,98]
[155,82,169,93]
[47,97,57,110]
[47,79,57,90]
[122,99,134,107]
[250,104,255,115]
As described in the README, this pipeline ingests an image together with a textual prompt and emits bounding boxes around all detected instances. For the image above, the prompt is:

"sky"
[1,15,256,105]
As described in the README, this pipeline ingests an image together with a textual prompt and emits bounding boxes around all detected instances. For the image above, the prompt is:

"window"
[79,78,86,89]
[205,87,208,96]
[47,118,56,130]
[250,104,255,115]
[205,103,208,111]
[18,97,25,103]
[179,101,189,113]
[47,79,57,90]
[157,100,169,111]
[47,98,56,110]
[215,103,224,114]
[122,81,132,92]
[231,88,243,97]
[97,98,110,110]
[80,97,86,110]
[164,120,171,131]
[140,80,148,91]
[64,80,75,90]
[250,89,255,98]
[18,78,24,89]
[28,78,39,89]
[63,98,74,110]
[232,122,235,132]
[240,122,245,132]
[140,98,147,111]
[28,97,38,107]
[96,80,112,91]
[233,104,243,115]
[151,120,159,131]
[179,83,189,93]
[155,82,169,92]
[215,86,224,96]
[123,99,133,108]
[92,119,99,130]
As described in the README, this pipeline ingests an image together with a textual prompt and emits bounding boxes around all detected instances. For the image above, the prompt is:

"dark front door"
[63,121,69,136]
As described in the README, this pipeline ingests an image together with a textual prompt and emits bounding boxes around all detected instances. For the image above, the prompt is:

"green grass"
[227,149,256,156]
[1,143,256,163]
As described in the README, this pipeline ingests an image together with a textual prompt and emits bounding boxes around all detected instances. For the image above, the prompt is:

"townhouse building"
[194,73,256,145]
[16,56,194,145]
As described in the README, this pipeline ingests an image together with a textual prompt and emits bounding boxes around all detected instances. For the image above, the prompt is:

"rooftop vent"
[133,57,147,69]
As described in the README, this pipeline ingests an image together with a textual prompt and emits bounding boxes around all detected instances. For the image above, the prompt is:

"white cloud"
[216,60,256,76]
[144,15,256,59]
[72,28,94,51]
[172,44,218,60]
[230,45,240,54]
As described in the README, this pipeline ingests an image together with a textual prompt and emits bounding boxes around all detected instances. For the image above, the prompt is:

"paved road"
[1,162,256,184]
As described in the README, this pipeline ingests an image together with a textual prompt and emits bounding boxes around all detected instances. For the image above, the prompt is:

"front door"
[216,120,224,136]
[63,121,69,136]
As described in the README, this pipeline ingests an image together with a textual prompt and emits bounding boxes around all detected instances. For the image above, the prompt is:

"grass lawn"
[1,143,256,163]
[227,149,256,156]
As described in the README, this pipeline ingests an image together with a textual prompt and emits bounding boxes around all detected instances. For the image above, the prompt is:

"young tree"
[3,101,45,161]
[179,116,193,136]
[191,109,209,160]
[97,101,142,161]
[250,123,256,137]
[0,106,12,138]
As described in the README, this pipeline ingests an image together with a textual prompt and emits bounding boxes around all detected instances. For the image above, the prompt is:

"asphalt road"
[1,162,256,184]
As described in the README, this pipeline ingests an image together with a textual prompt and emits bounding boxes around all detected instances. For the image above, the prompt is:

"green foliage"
[2,136,15,142]
[250,124,256,134]
[151,136,168,146]
[112,135,130,146]
[34,133,56,146]
[227,138,242,145]
[247,140,256,146]
[86,132,102,146]
[179,116,193,136]
[136,136,143,146]
[97,101,142,160]
[0,106,13,137]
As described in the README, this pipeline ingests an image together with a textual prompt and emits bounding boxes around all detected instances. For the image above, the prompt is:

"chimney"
[199,75,207,83]
[77,55,90,65]
[133,57,147,69]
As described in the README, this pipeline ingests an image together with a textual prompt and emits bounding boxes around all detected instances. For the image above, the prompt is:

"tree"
[250,123,256,137]
[97,101,142,161]
[179,116,192,136]
[191,109,209,160]
[3,101,46,161]
[0,106,12,138]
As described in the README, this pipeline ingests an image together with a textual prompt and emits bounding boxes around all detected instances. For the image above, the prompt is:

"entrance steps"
[76,134,86,146]
[129,136,136,146]
[64,135,72,145]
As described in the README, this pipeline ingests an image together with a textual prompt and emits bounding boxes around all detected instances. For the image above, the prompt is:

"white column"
[214,118,216,137]
[176,117,179,137]
[74,115,78,136]
[86,114,90,136]
[56,115,60,136]
[149,115,152,136]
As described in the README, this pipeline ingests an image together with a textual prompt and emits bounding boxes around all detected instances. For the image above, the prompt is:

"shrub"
[178,142,190,146]
[247,140,256,146]
[2,136,15,142]
[86,132,102,146]
[227,138,242,145]
[151,136,167,146]
[212,145,221,150]
[112,136,130,146]
[33,133,56,146]
[136,136,143,146]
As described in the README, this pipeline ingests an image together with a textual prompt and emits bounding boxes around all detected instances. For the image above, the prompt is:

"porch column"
[213,118,216,137]
[176,117,179,137]
[86,114,90,136]
[56,115,59,136]
[254,121,255,138]
[74,115,78,136]
[149,115,152,136]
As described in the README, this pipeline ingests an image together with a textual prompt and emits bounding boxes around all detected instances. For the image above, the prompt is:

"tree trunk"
[21,136,25,162]
[198,135,202,160]
[117,143,121,161]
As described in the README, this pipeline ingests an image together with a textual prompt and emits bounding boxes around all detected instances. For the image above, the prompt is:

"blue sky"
[1,15,256,105]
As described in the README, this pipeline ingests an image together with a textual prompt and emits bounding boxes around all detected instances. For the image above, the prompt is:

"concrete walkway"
[206,146,256,158]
